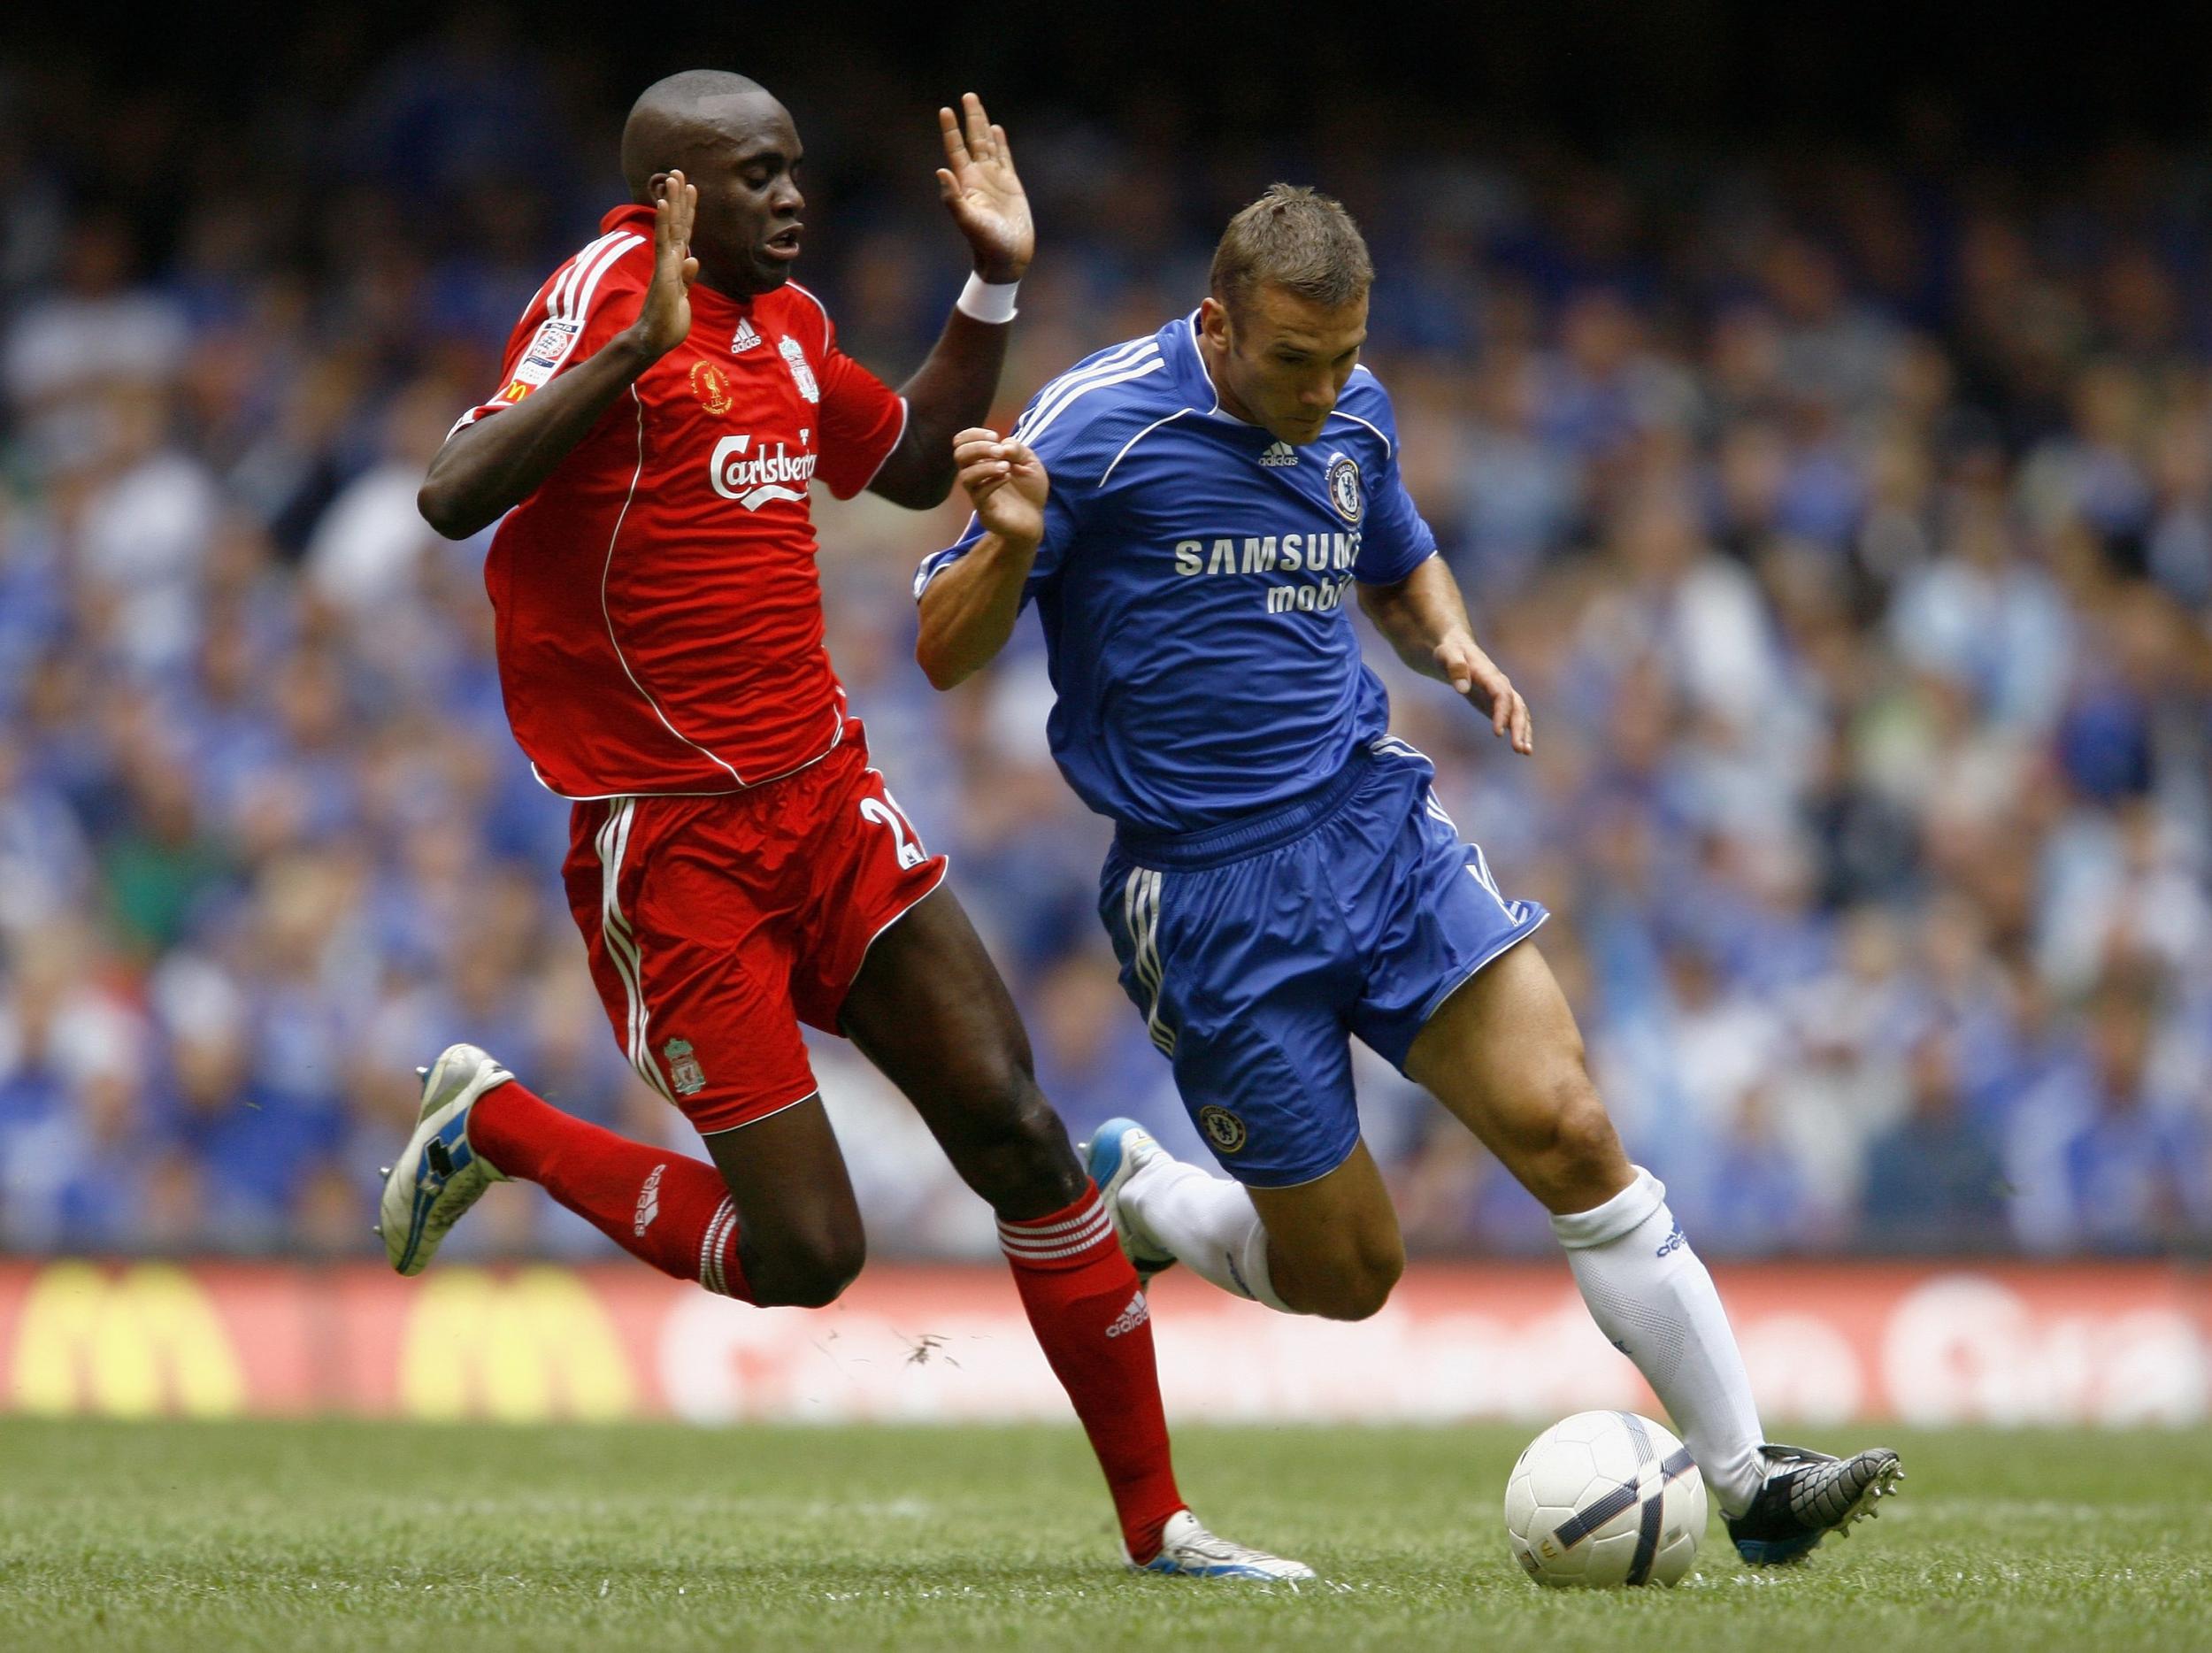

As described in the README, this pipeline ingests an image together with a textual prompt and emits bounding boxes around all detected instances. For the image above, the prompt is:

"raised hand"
[631,171,699,361]
[934,94,1033,283]
[954,427,1048,547]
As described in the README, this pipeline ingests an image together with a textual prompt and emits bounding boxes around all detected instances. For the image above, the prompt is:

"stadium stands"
[0,35,2206,1262]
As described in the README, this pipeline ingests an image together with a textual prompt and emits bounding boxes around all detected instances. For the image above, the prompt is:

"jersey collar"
[596,203,758,318]
[1169,308,1271,433]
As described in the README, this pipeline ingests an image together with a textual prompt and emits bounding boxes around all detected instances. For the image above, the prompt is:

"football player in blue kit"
[914,184,1901,1565]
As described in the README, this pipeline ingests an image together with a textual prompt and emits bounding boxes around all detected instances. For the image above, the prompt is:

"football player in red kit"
[377,71,1306,1579]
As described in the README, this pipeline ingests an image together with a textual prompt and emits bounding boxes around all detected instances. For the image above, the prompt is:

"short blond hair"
[1210,184,1373,319]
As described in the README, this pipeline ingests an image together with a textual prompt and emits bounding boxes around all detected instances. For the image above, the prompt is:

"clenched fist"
[952,427,1048,547]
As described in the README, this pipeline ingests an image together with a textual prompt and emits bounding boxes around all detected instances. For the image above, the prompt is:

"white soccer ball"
[1503,1410,1707,1587]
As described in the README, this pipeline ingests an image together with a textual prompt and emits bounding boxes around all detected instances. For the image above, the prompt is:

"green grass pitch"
[1,1419,2205,1651]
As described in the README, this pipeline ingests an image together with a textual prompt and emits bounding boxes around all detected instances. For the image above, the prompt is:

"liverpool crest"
[778,334,820,403]
[663,1038,707,1096]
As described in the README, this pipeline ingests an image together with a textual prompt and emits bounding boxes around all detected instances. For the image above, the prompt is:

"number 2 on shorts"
[859,794,926,869]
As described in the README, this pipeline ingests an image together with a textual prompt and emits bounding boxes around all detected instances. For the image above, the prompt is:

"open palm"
[935,93,1033,283]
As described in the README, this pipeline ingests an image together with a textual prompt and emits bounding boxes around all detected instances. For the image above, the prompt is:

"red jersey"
[456,204,908,796]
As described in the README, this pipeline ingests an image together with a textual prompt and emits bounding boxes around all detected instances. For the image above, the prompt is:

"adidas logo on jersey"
[1258,442,1299,467]
[730,318,762,353]
[1104,1291,1151,1339]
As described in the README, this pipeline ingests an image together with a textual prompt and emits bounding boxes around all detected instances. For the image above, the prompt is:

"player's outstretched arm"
[916,428,1047,689]
[1358,554,1534,753]
[417,173,701,540]
[868,96,1033,511]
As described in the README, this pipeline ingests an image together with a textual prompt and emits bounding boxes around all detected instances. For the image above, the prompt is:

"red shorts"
[560,722,948,1134]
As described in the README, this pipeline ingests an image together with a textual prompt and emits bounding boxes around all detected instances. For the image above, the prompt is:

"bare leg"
[699,1099,866,1308]
[838,885,1187,1559]
[1401,940,1632,1214]
[1407,941,1767,1513]
[837,886,1085,1220]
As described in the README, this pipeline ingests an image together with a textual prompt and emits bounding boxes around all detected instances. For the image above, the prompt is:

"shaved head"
[621,70,773,201]
[618,69,808,296]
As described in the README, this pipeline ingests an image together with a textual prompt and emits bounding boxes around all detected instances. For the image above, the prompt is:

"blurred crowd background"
[3,9,2209,1262]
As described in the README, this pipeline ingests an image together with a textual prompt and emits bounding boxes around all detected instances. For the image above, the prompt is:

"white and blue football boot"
[377,1042,514,1276]
[1726,1443,1904,1565]
[1084,1118,1179,1286]
[1132,1511,1315,1581]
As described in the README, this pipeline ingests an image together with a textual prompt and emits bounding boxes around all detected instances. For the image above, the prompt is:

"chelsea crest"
[1325,453,1363,523]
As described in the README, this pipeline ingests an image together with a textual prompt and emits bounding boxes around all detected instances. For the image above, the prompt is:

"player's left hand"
[935,93,1033,283]
[1436,634,1533,754]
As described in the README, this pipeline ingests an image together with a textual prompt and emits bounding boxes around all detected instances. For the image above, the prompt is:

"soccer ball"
[1503,1411,1707,1587]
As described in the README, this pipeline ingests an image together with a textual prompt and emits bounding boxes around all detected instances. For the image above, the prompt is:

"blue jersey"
[915,311,1438,834]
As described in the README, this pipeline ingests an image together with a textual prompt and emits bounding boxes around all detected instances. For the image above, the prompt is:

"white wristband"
[956,273,1020,324]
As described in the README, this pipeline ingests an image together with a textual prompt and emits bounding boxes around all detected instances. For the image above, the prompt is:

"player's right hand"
[632,171,699,362]
[954,427,1048,548]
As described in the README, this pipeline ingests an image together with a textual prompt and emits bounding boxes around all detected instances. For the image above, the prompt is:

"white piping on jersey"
[482,233,848,802]
[543,231,617,319]
[1097,408,1196,487]
[1185,311,1394,456]
[548,230,620,316]
[911,545,960,602]
[1325,407,1394,457]
[786,280,833,342]
[528,716,847,801]
[1184,316,1225,416]
[528,761,753,801]
[569,233,644,316]
[598,385,749,787]
[448,231,641,439]
[913,342,1171,594]
[784,281,908,496]
[1015,340,1163,442]
[537,232,641,386]
[1015,337,1159,436]
[554,231,641,322]
[1024,356,1166,444]
[857,396,910,495]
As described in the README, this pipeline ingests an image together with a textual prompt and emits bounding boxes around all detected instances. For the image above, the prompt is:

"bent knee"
[1551,1079,1620,1168]
[744,1228,867,1309]
[943,1078,1081,1213]
[1292,1244,1404,1322]
[1525,1072,1629,1208]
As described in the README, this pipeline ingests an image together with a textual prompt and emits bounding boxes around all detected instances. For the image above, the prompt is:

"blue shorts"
[1097,738,1548,1188]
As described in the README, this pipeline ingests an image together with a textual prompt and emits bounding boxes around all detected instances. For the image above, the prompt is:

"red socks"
[999,1183,1186,1562]
[466,1080,749,1300]
[469,1088,1182,1559]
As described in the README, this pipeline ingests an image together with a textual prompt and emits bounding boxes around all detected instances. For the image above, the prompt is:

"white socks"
[1551,1166,1768,1516]
[1127,1148,1769,1517]
[1121,1157,1290,1312]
